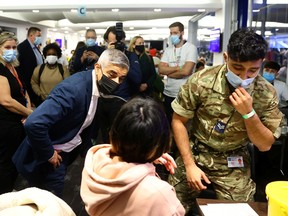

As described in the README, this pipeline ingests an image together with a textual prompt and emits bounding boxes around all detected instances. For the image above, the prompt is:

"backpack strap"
[38,63,65,83]
[38,64,46,83]
[57,63,64,80]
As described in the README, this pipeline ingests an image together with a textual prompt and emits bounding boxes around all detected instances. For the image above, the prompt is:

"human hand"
[154,153,177,174]
[139,83,148,92]
[229,87,253,115]
[87,51,99,61]
[186,164,210,191]
[81,50,88,62]
[48,150,62,168]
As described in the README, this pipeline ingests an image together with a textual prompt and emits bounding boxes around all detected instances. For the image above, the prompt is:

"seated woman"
[31,43,70,106]
[80,97,185,216]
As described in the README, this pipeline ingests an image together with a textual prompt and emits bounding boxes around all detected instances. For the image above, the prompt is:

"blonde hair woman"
[128,36,156,96]
[0,32,33,194]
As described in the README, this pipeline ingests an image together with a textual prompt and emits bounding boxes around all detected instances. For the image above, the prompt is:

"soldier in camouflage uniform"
[168,28,283,215]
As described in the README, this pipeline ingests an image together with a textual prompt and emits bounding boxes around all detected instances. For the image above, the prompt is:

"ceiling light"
[253,9,260,12]
[52,29,57,31]
[32,10,39,13]
[197,9,206,12]
[111,8,119,12]
[71,9,77,13]
[0,11,3,13]
[129,27,135,30]
[85,27,90,29]
[154,9,161,12]
[65,31,69,34]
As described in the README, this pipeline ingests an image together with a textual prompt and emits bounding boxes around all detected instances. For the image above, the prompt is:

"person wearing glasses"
[72,29,105,73]
[0,32,33,194]
[13,49,129,198]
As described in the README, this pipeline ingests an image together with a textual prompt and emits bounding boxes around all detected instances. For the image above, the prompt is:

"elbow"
[257,143,272,152]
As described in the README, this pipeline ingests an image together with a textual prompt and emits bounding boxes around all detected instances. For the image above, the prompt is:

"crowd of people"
[0,22,287,216]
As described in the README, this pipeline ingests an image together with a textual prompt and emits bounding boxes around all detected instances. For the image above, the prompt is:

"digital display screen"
[209,28,221,53]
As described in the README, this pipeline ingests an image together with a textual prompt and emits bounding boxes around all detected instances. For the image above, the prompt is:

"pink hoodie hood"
[80,144,158,215]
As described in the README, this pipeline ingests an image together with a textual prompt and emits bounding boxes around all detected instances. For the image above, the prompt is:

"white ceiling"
[0,1,223,39]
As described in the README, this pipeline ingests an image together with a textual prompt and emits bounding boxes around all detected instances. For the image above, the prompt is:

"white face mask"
[225,65,257,89]
[46,55,58,65]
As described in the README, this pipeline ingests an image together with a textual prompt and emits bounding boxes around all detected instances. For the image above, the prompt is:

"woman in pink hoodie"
[80,97,185,216]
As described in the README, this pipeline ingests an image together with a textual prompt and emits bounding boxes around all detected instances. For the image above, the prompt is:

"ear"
[223,52,228,63]
[94,63,102,80]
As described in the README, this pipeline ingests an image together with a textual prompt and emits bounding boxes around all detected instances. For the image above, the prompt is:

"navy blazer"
[13,70,95,179]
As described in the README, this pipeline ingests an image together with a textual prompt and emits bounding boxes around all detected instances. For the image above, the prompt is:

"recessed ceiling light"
[129,27,135,30]
[71,9,77,13]
[111,8,119,12]
[197,9,206,12]
[154,9,161,12]
[85,27,90,29]
[32,10,39,13]
[253,9,260,12]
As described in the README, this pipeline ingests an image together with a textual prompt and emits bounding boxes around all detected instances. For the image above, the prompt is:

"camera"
[114,22,126,51]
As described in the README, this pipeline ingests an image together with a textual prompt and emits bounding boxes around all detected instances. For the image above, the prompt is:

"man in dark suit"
[17,27,44,106]
[72,29,105,73]
[13,49,129,197]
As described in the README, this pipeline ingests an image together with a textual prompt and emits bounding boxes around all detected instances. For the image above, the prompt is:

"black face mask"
[98,73,119,95]
[135,45,145,53]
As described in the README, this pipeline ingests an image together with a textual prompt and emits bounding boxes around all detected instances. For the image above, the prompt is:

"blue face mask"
[86,38,96,47]
[34,36,42,46]
[263,71,275,83]
[226,66,257,89]
[170,35,181,45]
[2,49,17,62]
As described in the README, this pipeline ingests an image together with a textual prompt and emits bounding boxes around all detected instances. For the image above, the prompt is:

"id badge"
[214,120,227,133]
[227,156,244,168]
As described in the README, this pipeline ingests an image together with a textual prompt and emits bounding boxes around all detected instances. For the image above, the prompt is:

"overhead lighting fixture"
[65,31,69,34]
[111,8,119,12]
[0,10,3,13]
[253,9,260,12]
[129,27,135,30]
[52,29,57,31]
[197,9,206,12]
[85,27,90,29]
[32,10,39,13]
[154,9,161,12]
[71,9,77,13]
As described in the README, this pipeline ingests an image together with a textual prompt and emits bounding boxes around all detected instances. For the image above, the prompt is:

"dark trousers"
[93,97,126,144]
[0,120,25,194]
[28,145,80,198]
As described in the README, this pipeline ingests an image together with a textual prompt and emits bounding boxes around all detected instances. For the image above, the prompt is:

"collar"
[92,69,100,97]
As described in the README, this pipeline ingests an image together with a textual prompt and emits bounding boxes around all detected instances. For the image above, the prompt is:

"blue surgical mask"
[226,66,257,89]
[263,71,275,83]
[34,36,42,46]
[86,38,96,47]
[170,35,181,45]
[2,49,17,62]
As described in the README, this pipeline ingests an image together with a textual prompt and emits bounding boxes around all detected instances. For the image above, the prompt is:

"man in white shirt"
[159,22,198,123]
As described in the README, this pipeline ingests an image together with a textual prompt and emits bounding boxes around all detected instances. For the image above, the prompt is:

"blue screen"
[209,29,221,53]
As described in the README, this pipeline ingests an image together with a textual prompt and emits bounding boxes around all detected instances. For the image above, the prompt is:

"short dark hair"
[103,26,126,42]
[227,28,268,62]
[110,97,171,163]
[264,60,281,71]
[27,27,41,37]
[196,61,205,70]
[42,43,62,58]
[169,22,184,32]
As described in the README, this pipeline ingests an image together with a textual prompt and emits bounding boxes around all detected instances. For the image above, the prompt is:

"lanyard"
[6,64,25,97]
[173,46,182,67]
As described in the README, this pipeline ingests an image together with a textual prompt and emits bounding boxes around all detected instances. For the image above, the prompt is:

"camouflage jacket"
[172,64,283,152]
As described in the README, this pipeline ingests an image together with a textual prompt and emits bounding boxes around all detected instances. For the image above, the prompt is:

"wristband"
[242,109,255,119]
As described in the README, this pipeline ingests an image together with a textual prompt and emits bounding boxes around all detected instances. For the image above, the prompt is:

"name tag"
[214,120,227,133]
[227,156,244,168]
